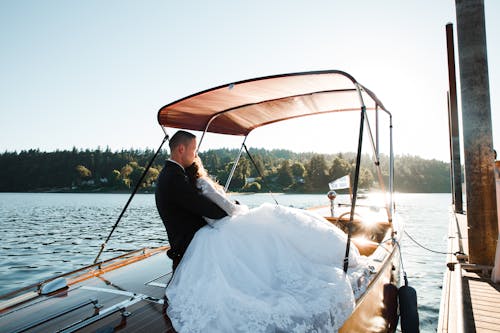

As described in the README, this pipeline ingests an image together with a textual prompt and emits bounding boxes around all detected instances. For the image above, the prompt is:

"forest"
[0,147,451,193]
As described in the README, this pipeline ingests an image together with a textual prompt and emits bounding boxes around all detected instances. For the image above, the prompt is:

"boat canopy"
[157,70,388,136]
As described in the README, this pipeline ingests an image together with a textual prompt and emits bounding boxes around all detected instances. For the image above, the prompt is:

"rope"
[392,238,411,286]
[393,239,406,275]
[242,144,279,205]
[379,231,464,287]
[403,229,461,256]
[93,134,169,264]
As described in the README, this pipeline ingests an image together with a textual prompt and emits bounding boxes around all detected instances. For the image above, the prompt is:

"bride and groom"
[155,130,364,332]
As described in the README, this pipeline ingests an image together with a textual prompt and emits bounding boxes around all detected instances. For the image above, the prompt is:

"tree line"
[0,147,451,193]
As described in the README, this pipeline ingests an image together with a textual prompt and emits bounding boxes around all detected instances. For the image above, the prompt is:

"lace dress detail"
[196,178,248,225]
[166,195,363,332]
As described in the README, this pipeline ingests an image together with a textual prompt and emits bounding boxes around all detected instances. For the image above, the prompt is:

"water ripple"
[0,192,449,332]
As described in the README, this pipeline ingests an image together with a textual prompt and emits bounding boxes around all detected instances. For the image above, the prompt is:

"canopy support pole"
[363,108,392,221]
[389,115,394,219]
[376,105,380,158]
[93,134,169,264]
[197,128,208,153]
[343,83,367,273]
[224,136,247,192]
[343,105,365,273]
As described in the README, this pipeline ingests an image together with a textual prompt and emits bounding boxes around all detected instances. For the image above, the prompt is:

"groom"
[155,130,227,271]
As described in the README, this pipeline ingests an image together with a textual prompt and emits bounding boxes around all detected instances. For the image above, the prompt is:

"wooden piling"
[455,0,498,265]
[446,23,463,214]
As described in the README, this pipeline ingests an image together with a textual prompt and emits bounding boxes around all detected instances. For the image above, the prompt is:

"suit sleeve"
[170,174,228,219]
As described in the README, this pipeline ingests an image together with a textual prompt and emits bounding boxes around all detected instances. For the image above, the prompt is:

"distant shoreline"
[0,189,452,194]
[0,148,453,194]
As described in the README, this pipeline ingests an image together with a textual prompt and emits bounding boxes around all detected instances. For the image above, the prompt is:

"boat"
[0,70,413,332]
[357,189,369,200]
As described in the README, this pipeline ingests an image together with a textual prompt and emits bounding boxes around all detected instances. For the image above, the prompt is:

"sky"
[0,0,498,161]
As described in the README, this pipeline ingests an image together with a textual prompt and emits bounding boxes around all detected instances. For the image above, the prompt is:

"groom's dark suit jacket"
[155,160,227,260]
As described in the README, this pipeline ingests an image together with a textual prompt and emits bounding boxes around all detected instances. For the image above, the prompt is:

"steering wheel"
[337,211,363,223]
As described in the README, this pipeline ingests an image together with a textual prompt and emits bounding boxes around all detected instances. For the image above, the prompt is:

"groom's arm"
[198,178,247,216]
[170,174,227,219]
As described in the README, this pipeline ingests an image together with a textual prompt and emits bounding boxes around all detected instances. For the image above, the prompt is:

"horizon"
[1,1,498,161]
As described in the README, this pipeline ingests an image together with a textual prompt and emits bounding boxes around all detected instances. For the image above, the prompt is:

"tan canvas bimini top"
[157,70,388,136]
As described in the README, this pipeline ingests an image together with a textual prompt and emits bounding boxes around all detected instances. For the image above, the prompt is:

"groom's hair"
[169,130,196,150]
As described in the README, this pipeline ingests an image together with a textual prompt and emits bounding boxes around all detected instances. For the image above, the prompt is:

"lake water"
[0,192,451,332]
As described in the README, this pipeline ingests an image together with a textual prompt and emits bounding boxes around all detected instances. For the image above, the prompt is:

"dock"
[439,213,500,332]
[439,1,499,331]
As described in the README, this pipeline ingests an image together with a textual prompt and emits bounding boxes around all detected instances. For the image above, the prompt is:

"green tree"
[145,167,160,187]
[202,151,220,174]
[130,166,146,187]
[219,159,247,191]
[276,160,294,189]
[291,162,305,180]
[329,156,351,181]
[305,155,329,192]
[109,169,121,187]
[243,181,261,192]
[359,167,374,189]
[75,165,92,180]
[249,154,266,178]
[0,147,451,193]
[237,157,251,180]
[120,164,133,179]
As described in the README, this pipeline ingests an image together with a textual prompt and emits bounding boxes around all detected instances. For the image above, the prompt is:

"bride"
[165,157,365,333]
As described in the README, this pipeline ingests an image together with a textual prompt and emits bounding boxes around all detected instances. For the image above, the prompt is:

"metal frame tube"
[389,116,394,218]
[356,86,393,222]
[198,111,224,152]
[343,83,367,273]
[224,136,248,192]
[197,127,209,153]
[375,105,380,158]
[446,23,464,213]
[364,112,392,221]
[363,109,379,160]
[161,126,169,138]
[373,107,394,219]
[344,104,365,273]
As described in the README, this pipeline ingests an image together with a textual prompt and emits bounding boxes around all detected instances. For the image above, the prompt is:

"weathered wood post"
[455,0,498,265]
[446,23,463,214]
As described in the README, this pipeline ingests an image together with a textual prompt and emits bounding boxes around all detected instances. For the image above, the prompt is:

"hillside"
[0,148,451,193]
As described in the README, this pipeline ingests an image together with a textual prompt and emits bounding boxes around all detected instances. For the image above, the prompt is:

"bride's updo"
[185,157,206,190]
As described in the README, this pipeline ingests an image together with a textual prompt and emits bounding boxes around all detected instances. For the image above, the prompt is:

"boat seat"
[351,237,380,256]
[325,217,391,256]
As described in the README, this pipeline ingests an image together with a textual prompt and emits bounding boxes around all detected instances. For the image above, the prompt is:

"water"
[0,192,450,332]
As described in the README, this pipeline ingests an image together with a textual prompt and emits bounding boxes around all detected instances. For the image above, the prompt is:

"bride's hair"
[186,156,224,192]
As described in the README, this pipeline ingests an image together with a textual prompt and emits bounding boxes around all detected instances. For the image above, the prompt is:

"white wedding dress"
[166,178,365,333]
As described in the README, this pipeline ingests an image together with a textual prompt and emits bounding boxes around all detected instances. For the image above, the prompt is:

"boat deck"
[439,213,500,332]
[0,248,176,333]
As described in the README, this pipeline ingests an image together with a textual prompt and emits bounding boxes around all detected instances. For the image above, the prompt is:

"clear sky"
[0,0,498,161]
